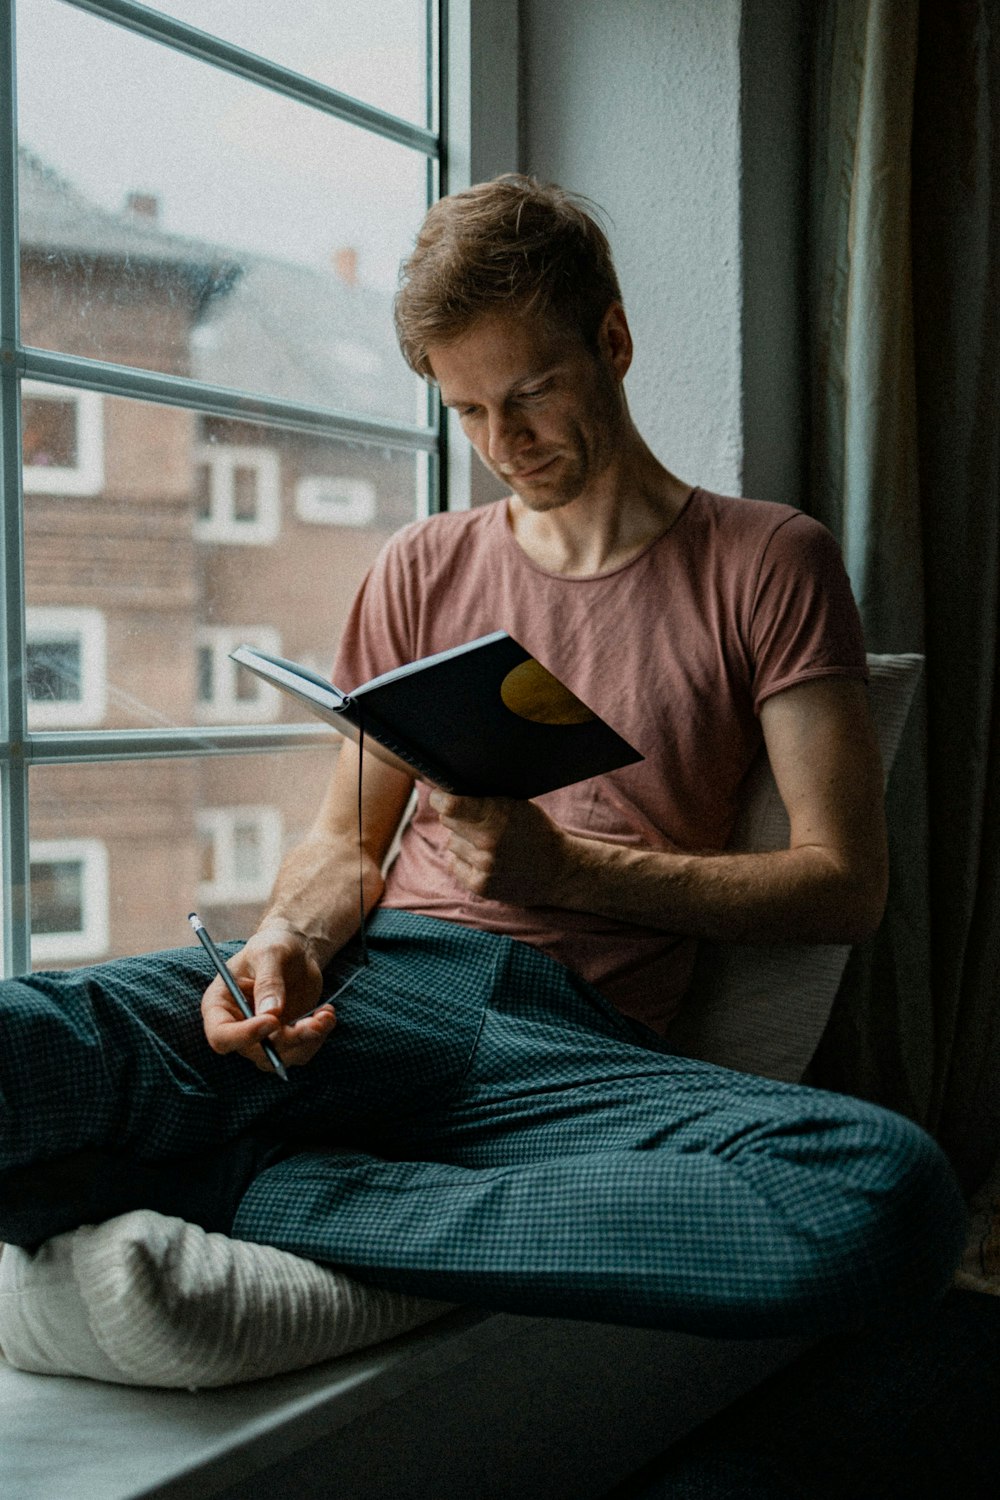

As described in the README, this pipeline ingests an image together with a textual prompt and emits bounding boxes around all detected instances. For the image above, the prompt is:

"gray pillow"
[665,653,923,1080]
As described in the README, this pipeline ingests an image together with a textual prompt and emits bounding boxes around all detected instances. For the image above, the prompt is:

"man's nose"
[485,409,531,467]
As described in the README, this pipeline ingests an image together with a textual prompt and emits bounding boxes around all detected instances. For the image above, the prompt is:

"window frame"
[195,625,282,723]
[295,473,377,528]
[193,441,281,545]
[21,379,105,496]
[25,604,107,728]
[196,803,284,905]
[29,835,109,962]
[0,0,519,976]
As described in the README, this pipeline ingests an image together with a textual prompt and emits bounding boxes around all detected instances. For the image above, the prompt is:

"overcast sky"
[17,0,430,290]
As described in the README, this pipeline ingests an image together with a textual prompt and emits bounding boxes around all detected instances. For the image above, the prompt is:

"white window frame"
[29,837,110,963]
[295,474,377,527]
[196,804,283,904]
[193,442,281,544]
[21,380,105,497]
[25,606,107,728]
[195,625,282,723]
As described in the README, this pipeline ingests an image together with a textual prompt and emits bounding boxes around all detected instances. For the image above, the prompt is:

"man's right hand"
[200,921,338,1073]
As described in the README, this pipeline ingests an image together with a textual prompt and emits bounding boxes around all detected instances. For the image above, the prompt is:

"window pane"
[23,394,77,467]
[22,391,423,732]
[29,835,109,962]
[26,637,81,704]
[232,466,258,522]
[152,0,429,128]
[30,858,84,935]
[17,0,428,424]
[29,747,339,965]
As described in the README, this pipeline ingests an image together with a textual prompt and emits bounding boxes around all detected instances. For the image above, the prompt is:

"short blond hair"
[394,174,622,376]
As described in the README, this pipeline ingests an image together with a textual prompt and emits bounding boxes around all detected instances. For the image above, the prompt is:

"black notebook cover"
[231,632,642,799]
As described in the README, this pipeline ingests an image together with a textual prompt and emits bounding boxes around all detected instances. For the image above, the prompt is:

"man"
[0,177,964,1338]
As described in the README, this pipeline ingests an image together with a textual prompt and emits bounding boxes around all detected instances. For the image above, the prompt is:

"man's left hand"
[429,791,569,905]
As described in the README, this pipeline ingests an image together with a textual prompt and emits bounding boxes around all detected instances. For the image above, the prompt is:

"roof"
[17,145,418,421]
[191,255,417,422]
[18,145,241,309]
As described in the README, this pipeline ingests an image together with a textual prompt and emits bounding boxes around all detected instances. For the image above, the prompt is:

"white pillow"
[0,1210,451,1389]
[664,654,923,1081]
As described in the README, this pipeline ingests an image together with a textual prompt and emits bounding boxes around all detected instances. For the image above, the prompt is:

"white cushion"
[0,1210,451,1389]
[664,654,923,1081]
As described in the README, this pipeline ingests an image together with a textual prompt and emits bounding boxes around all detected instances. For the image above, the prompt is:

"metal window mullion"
[0,0,30,974]
[19,347,438,454]
[62,0,439,160]
[28,723,337,766]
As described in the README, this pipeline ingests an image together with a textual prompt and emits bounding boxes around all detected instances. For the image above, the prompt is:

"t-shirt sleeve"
[331,531,418,691]
[747,513,868,712]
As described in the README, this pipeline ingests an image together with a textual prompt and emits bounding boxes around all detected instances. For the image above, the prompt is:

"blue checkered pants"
[0,911,966,1337]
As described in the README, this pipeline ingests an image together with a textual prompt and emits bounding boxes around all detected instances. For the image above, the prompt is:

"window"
[21,380,105,496]
[296,474,377,527]
[30,838,109,962]
[2,1,512,973]
[194,442,281,544]
[25,606,107,728]
[197,805,283,904]
[195,626,282,723]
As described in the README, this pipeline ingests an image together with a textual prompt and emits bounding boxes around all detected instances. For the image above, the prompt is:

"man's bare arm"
[201,741,413,1069]
[258,740,414,967]
[432,677,888,946]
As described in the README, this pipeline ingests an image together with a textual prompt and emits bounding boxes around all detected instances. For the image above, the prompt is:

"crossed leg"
[233,920,967,1338]
[0,911,966,1338]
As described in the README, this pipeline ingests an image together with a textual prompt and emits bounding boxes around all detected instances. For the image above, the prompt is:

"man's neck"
[506,440,693,577]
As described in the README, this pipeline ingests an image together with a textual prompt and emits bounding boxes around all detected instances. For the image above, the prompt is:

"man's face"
[427,310,629,512]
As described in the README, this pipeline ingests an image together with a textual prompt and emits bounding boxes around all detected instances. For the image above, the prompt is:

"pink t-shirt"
[333,488,867,1034]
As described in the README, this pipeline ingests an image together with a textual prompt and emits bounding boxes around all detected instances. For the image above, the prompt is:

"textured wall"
[520,0,745,495]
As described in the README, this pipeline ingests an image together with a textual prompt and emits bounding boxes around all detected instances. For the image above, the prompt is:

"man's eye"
[520,387,548,401]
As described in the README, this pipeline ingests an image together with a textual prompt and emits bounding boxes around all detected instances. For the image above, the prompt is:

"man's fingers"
[272,1008,338,1067]
[199,929,332,1069]
[248,952,287,1020]
[432,795,510,856]
[248,1007,337,1071]
[430,791,498,825]
[203,1003,279,1056]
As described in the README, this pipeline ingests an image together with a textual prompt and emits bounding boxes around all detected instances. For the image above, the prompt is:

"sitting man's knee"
[823,1109,967,1326]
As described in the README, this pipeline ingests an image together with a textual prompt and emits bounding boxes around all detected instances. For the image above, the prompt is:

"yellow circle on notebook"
[500,659,595,725]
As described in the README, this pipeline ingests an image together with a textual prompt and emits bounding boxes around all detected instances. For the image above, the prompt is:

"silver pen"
[189,912,290,1083]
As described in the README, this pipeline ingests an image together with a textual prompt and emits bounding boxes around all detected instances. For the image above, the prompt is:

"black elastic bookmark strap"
[356,717,369,965]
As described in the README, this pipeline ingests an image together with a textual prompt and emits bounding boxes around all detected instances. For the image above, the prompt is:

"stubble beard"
[497,419,616,513]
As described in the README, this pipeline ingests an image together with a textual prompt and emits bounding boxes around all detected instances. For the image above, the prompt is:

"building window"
[21,381,104,496]
[30,838,109,962]
[197,805,283,904]
[195,625,281,722]
[193,443,281,544]
[25,607,107,728]
[295,474,377,527]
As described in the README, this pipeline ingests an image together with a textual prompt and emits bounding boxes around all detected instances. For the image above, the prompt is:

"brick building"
[19,147,421,964]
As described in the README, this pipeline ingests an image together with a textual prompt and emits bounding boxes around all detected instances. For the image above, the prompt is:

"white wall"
[521,0,746,495]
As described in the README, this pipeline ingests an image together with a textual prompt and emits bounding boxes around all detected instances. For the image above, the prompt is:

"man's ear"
[599,303,633,382]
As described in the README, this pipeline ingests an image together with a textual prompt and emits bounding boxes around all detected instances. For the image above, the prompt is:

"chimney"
[331,247,358,286]
[124,191,159,222]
